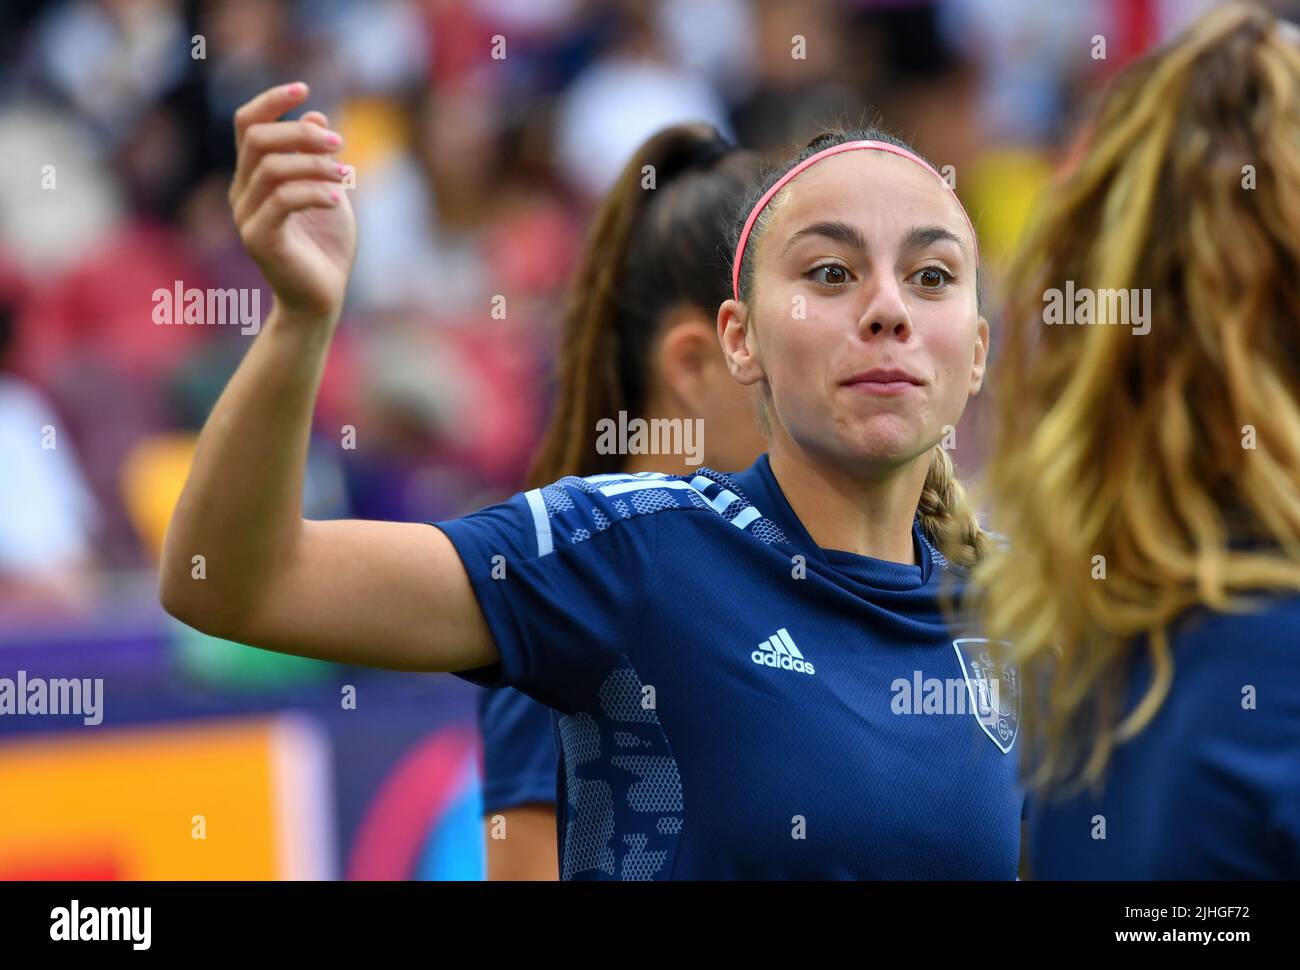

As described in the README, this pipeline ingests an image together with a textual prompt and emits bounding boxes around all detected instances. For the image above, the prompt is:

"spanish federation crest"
[952,638,1020,753]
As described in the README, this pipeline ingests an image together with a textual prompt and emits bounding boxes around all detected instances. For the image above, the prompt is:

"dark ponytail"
[525,123,762,488]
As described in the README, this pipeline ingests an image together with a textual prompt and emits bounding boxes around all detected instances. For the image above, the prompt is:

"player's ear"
[718,298,764,386]
[969,314,990,396]
[656,310,720,413]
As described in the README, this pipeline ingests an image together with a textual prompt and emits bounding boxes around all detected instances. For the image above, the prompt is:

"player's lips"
[841,368,925,396]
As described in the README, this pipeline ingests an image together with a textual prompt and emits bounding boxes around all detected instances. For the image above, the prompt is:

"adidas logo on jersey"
[751,628,815,675]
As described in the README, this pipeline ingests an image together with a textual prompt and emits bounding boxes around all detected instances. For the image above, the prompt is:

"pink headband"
[731,139,980,301]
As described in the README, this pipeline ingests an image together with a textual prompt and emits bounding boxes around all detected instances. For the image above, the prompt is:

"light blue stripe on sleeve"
[597,479,698,497]
[689,475,741,515]
[584,472,670,483]
[522,488,553,557]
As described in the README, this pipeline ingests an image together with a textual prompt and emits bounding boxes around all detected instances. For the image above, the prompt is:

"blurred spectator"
[31,0,190,145]
[0,296,101,617]
[554,2,733,197]
[0,103,122,276]
[730,0,862,154]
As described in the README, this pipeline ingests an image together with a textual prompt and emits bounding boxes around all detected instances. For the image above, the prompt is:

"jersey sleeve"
[430,476,660,714]
[478,687,558,812]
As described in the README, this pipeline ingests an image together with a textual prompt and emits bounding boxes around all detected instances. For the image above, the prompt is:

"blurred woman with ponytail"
[480,124,766,880]
[162,71,1021,876]
[971,2,1300,878]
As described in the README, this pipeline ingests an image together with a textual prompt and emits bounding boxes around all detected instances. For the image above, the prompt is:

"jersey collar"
[732,453,933,589]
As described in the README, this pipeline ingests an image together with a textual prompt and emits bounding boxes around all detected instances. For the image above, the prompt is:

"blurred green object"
[170,619,337,689]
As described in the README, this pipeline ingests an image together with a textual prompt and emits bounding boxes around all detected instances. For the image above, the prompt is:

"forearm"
[160,303,334,627]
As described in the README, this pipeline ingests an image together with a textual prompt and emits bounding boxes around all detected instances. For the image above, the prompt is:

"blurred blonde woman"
[973,2,1300,878]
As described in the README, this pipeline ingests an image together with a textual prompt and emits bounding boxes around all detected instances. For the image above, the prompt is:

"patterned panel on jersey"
[556,713,616,878]
[556,657,683,880]
[527,469,790,559]
[916,523,948,569]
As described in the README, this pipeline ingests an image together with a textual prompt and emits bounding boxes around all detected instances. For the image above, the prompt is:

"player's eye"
[909,266,952,290]
[808,263,850,286]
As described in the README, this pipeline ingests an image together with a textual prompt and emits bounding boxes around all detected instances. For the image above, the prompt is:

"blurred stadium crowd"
[0,0,1219,621]
[1,0,1256,881]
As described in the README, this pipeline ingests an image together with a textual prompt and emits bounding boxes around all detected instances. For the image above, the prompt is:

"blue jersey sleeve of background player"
[432,472,714,714]
[478,687,558,811]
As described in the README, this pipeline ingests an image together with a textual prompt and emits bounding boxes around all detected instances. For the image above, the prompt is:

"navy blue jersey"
[1029,595,1300,879]
[433,454,1023,879]
[478,687,558,813]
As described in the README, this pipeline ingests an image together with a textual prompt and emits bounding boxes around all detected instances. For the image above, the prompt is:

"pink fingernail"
[286,83,304,97]
[329,190,341,203]
[324,132,341,148]
[336,163,348,176]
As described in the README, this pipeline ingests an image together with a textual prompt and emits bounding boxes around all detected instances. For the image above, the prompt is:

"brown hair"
[526,124,762,487]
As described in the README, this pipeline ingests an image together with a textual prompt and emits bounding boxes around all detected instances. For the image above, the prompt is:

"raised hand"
[229,82,357,324]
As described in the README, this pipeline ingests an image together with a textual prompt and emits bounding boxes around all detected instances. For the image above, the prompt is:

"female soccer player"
[161,82,1020,878]
[480,124,766,880]
[971,1,1300,878]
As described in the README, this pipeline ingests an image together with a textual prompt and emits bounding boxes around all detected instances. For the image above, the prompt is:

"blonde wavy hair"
[969,2,1300,792]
